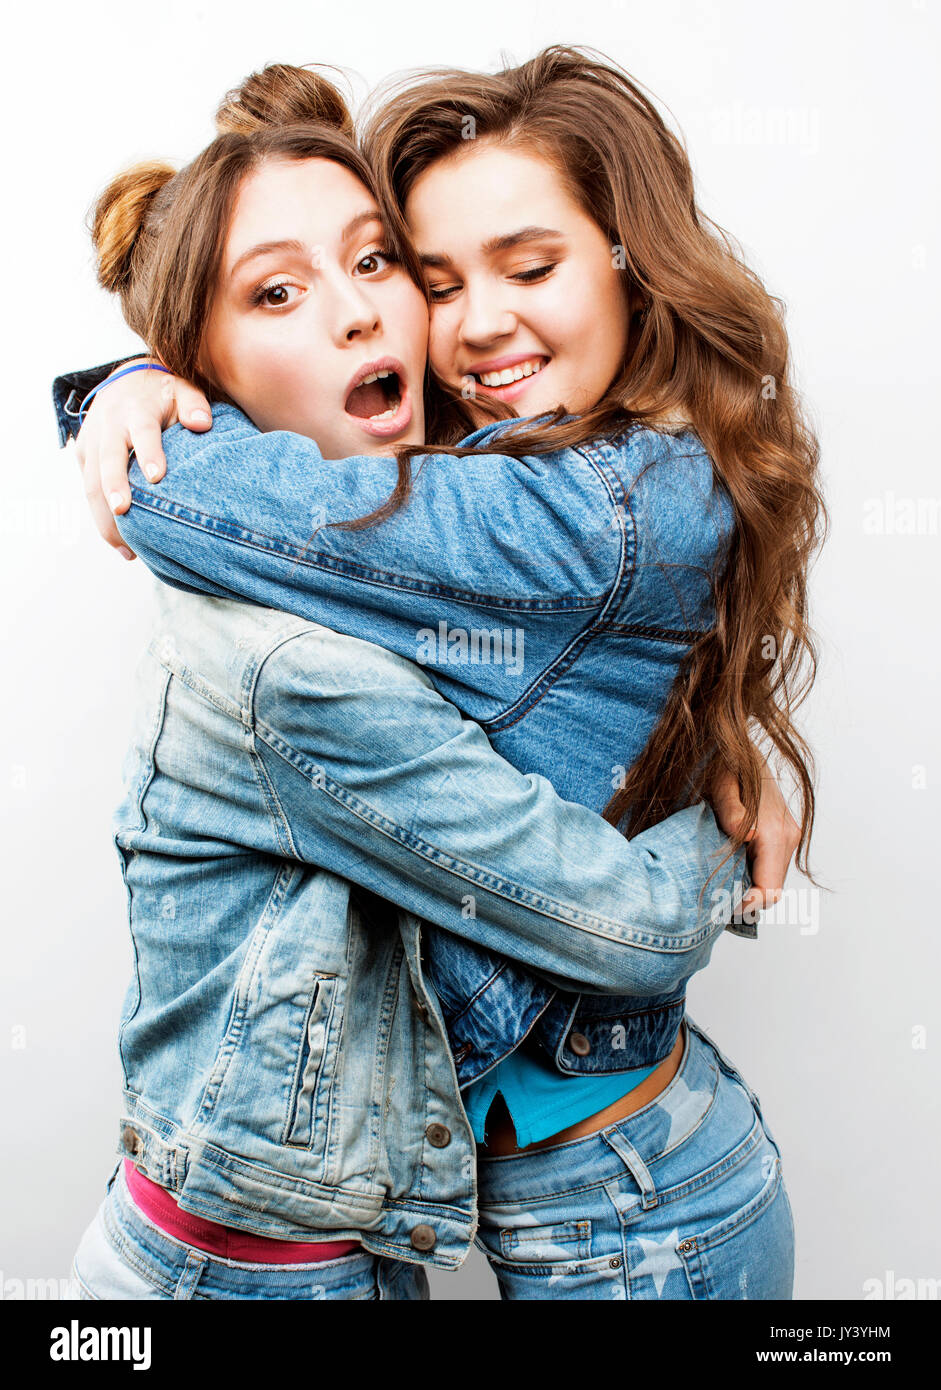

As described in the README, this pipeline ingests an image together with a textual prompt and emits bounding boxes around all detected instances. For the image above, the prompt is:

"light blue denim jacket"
[110,405,753,1089]
[112,582,746,1266]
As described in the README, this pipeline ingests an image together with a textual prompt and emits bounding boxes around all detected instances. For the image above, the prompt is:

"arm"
[114,405,619,718]
[249,621,750,998]
[115,406,798,910]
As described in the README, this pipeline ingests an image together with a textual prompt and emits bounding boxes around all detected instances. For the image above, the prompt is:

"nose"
[458,277,516,348]
[323,266,381,346]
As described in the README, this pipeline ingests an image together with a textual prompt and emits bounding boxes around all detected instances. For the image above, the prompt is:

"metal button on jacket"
[426,1123,451,1148]
[568,1031,591,1056]
[410,1224,437,1252]
[122,1125,142,1155]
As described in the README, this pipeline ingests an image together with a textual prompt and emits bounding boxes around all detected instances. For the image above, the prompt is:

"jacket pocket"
[283,974,340,1150]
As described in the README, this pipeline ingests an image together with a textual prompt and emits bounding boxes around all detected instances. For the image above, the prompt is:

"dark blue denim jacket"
[52,365,754,1091]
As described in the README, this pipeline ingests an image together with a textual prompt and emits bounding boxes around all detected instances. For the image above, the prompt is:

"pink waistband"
[123,1160,360,1264]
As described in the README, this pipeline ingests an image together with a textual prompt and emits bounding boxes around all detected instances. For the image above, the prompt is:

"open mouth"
[345,368,402,421]
[343,358,412,439]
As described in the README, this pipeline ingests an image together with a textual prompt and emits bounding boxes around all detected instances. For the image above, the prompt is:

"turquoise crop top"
[463,1042,660,1149]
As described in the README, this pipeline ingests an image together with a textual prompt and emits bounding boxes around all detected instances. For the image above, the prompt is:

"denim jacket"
[52,371,754,1096]
[105,581,746,1266]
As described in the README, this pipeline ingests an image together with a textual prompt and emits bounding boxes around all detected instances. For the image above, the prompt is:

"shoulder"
[605,424,735,558]
[149,586,323,699]
[160,401,259,456]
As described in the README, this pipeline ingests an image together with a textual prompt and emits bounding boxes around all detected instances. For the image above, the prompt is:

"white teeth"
[477,358,545,388]
[359,370,393,385]
[376,370,391,379]
[370,406,396,420]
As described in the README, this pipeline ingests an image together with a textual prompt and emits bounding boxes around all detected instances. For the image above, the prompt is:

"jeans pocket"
[498,1219,593,1263]
[677,1153,795,1300]
[481,1248,627,1301]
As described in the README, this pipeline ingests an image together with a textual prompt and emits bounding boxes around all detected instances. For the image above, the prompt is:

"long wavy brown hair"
[91,54,826,877]
[358,47,827,874]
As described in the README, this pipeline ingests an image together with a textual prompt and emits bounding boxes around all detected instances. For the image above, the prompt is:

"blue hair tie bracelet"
[78,362,173,428]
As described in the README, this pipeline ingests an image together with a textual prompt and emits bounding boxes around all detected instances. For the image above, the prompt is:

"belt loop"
[602,1128,658,1209]
[173,1250,207,1300]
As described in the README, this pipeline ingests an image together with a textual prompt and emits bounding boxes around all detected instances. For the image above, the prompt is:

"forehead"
[405,143,577,245]
[225,158,378,258]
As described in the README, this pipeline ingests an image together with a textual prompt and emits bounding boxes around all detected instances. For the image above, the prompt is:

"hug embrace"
[55,46,825,1301]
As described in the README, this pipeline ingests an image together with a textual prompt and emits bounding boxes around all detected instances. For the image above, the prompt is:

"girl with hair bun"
[57,50,818,1300]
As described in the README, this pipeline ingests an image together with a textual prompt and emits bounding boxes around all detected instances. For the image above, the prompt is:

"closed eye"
[428,281,461,304]
[511,262,557,284]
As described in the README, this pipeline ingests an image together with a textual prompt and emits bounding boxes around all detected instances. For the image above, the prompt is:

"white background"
[2,0,939,1301]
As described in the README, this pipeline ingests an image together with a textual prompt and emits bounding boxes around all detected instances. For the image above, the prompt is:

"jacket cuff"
[51,356,146,448]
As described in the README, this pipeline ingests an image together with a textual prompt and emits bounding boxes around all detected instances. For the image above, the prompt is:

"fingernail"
[118,547,135,562]
[108,491,125,512]
[190,410,211,424]
[144,463,161,482]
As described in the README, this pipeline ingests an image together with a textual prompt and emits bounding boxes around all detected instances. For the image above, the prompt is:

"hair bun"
[215,63,354,136]
[90,160,176,296]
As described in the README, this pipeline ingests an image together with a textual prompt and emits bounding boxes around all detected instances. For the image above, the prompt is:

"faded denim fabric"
[86,400,755,1088]
[95,582,747,1267]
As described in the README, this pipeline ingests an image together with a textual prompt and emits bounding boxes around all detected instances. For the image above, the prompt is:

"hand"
[709,759,801,921]
[74,358,213,556]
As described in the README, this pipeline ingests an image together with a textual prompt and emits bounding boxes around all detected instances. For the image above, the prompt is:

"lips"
[343,356,412,440]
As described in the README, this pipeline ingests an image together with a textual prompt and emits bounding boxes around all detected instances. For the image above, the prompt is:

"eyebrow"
[229,210,384,279]
[419,225,566,268]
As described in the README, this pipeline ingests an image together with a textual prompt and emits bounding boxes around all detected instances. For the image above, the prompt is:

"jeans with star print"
[474,1016,795,1300]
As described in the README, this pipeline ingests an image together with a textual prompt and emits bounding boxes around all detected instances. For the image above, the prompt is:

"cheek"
[427,307,455,374]
[551,268,629,370]
[396,282,431,362]
[230,323,309,398]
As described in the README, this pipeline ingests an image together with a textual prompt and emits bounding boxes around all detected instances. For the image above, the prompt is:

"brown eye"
[354,249,395,276]
[250,280,301,308]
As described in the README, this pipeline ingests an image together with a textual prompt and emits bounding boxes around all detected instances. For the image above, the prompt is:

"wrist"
[78,361,173,428]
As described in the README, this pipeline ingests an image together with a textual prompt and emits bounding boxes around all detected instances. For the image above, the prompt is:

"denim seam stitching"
[254,718,713,952]
[126,487,602,613]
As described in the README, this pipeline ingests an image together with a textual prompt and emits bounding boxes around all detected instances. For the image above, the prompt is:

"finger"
[128,415,167,484]
[175,379,213,431]
[710,774,756,843]
[80,448,133,554]
[744,835,786,910]
[95,418,136,514]
[738,888,765,922]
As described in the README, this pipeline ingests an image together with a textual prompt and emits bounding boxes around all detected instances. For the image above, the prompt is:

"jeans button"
[410,1224,437,1252]
[568,1031,591,1057]
[426,1123,451,1148]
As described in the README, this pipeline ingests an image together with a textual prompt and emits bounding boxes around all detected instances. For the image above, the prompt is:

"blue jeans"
[473,1017,795,1299]
[68,1163,428,1301]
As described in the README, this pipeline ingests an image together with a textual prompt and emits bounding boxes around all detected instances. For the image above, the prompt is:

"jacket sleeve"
[251,624,750,999]
[114,406,622,718]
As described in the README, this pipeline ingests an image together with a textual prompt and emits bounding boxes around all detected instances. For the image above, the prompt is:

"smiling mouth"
[468,357,549,389]
[345,369,402,421]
